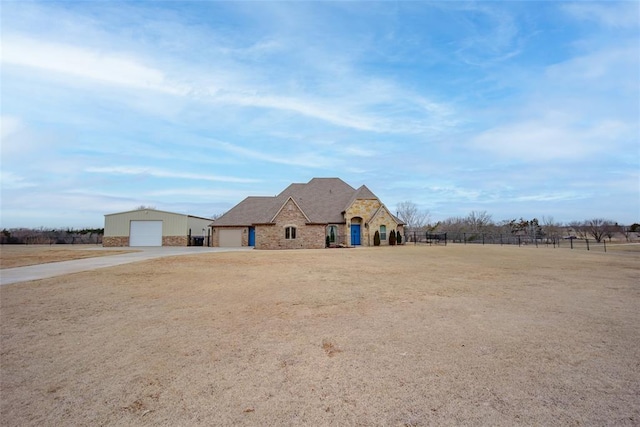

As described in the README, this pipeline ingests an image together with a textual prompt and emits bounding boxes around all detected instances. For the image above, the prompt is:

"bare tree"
[620,224,638,242]
[604,223,621,242]
[584,218,613,243]
[136,205,156,210]
[466,210,493,234]
[569,218,613,242]
[542,216,562,240]
[568,221,587,239]
[396,201,430,230]
[437,216,466,235]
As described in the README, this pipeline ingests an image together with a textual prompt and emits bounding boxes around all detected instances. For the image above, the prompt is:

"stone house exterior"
[211,178,404,249]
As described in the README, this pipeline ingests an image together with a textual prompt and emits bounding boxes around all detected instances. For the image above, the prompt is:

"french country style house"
[211,178,404,249]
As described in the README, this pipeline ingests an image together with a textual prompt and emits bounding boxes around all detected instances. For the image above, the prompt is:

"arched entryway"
[350,217,362,246]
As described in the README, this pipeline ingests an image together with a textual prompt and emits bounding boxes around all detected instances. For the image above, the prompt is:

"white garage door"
[130,221,162,246]
[219,229,242,247]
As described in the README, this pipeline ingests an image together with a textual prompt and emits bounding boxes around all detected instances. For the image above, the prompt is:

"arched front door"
[351,224,361,245]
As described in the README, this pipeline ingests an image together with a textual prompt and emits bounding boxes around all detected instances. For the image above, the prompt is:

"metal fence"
[405,232,448,245]
[439,232,614,252]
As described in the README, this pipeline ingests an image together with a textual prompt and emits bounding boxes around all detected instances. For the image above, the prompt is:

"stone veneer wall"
[368,208,399,246]
[344,199,405,246]
[256,199,325,249]
[103,236,129,247]
[344,199,381,246]
[163,236,189,246]
[103,235,189,246]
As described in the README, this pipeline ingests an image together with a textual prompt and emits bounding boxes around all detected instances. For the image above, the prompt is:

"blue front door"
[351,224,361,245]
[248,227,255,246]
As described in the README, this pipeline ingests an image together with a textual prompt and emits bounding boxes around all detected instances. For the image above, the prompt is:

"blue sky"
[1,1,638,228]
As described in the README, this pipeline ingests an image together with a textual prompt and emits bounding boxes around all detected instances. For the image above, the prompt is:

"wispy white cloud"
[512,192,590,203]
[0,116,24,140]
[2,34,455,135]
[545,44,639,87]
[85,166,260,183]
[342,146,376,157]
[147,188,255,198]
[443,2,523,66]
[208,140,335,169]
[562,2,640,29]
[470,117,631,161]
[2,35,186,95]
[0,171,37,190]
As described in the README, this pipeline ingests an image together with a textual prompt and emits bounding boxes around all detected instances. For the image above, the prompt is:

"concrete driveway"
[0,247,253,286]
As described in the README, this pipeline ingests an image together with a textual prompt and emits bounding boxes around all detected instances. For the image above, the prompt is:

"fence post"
[586,239,590,251]
[464,233,466,244]
[518,236,521,247]
[603,240,606,253]
[444,233,447,246]
[413,231,416,246]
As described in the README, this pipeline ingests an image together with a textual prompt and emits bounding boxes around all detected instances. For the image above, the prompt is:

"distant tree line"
[396,201,639,244]
[1,227,104,245]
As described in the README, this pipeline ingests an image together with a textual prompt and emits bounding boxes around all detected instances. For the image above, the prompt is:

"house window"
[327,225,338,243]
[285,226,297,240]
[380,225,387,240]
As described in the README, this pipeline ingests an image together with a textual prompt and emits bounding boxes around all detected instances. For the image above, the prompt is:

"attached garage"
[103,209,212,247]
[129,221,162,247]
[218,229,243,247]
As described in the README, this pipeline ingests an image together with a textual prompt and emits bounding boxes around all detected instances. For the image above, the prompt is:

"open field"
[1,245,639,426]
[0,245,136,269]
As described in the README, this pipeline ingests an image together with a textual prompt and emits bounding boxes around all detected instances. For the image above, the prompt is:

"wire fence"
[404,231,617,252]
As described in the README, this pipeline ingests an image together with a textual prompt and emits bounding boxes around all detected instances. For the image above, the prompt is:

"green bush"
[397,232,402,245]
[389,230,396,245]
[374,230,381,246]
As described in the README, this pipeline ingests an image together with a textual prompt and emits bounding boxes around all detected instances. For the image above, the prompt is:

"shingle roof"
[212,196,279,226]
[275,178,357,223]
[212,178,385,226]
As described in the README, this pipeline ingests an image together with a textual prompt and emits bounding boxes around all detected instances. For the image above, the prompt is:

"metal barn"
[103,209,211,247]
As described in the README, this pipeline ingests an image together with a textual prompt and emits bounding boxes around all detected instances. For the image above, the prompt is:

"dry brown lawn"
[0,245,136,269]
[1,245,639,426]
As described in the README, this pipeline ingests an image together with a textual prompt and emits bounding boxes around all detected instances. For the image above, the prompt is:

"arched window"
[285,226,296,240]
[327,225,338,243]
[380,225,387,240]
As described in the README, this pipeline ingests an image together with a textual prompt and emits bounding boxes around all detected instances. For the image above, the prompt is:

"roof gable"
[369,204,404,226]
[270,196,311,223]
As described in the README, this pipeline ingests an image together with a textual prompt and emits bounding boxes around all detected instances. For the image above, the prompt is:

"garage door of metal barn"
[129,221,162,246]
